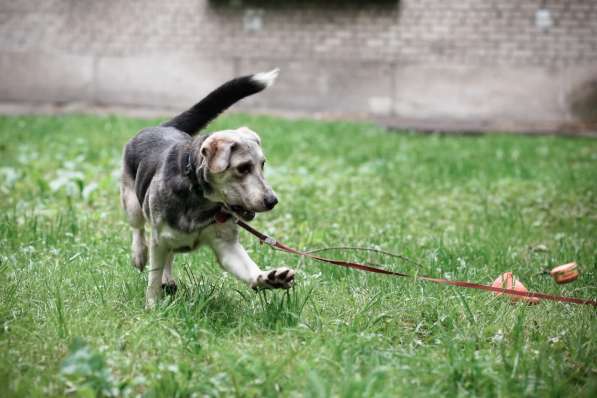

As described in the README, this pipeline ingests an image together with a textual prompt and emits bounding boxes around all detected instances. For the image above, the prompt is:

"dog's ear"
[200,138,236,173]
[237,126,261,145]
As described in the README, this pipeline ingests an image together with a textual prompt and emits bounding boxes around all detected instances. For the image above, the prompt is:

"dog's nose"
[264,194,278,210]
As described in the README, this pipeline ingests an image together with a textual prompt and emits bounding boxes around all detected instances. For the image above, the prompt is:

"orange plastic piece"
[550,262,579,284]
[491,272,540,304]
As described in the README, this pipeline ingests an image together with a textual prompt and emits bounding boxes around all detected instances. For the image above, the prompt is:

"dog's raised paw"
[253,267,295,290]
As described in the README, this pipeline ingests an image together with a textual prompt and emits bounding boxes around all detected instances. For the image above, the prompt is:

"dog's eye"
[261,160,266,170]
[237,163,252,175]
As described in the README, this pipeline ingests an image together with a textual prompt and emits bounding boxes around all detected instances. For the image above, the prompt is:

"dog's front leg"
[207,227,295,290]
[146,231,169,308]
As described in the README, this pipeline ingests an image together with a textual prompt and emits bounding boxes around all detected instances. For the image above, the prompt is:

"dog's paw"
[132,247,147,271]
[145,289,162,310]
[161,281,178,296]
[252,267,295,290]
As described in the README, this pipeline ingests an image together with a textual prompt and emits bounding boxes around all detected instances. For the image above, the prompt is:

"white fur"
[251,68,279,88]
[146,232,169,308]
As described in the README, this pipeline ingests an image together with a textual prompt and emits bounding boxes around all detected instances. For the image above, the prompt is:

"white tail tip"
[252,68,280,88]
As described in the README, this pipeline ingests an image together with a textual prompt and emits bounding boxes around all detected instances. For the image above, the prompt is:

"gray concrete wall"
[1,0,596,132]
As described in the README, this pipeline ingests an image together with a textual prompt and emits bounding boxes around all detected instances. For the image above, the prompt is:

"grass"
[0,113,596,397]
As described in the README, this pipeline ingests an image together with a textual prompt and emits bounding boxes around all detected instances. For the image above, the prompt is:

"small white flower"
[492,330,504,343]
[0,167,20,187]
[548,336,560,344]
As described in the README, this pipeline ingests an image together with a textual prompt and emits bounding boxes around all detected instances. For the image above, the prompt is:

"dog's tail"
[162,68,279,135]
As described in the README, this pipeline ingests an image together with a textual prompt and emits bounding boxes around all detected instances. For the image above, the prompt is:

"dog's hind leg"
[131,228,147,270]
[120,179,148,270]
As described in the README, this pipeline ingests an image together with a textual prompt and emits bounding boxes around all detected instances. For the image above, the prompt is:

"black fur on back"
[161,74,268,136]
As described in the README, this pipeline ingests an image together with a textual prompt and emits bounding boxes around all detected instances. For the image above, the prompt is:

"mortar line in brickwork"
[390,59,397,117]
[233,56,241,77]
[91,55,99,104]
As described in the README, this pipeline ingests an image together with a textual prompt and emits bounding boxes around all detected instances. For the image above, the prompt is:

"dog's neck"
[183,138,212,196]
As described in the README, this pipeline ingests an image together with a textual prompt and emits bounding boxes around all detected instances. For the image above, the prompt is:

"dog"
[120,68,295,308]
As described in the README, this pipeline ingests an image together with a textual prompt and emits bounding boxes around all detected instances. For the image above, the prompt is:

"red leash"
[235,219,597,307]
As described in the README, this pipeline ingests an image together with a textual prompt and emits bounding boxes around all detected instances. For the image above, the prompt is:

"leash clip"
[262,237,277,246]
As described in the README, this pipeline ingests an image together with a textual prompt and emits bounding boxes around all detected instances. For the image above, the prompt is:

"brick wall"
[201,1,597,67]
[1,0,596,131]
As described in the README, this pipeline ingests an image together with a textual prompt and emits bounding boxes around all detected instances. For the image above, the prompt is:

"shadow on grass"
[161,265,314,343]
[255,284,313,330]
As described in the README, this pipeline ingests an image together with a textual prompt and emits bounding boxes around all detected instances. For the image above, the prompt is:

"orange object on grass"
[491,272,540,304]
[550,262,579,284]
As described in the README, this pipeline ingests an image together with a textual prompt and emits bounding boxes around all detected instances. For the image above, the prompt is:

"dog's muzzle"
[230,205,256,221]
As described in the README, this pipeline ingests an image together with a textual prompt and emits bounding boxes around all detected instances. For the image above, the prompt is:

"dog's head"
[198,127,277,221]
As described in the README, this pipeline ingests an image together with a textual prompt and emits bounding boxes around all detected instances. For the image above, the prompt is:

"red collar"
[215,209,233,224]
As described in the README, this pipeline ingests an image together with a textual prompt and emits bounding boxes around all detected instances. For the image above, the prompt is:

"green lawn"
[0,114,596,397]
